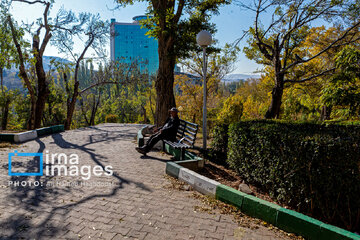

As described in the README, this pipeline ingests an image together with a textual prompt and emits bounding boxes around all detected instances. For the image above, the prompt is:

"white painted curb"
[179,168,220,196]
[14,130,38,143]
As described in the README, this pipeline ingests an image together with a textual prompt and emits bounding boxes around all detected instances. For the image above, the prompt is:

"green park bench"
[163,119,199,161]
[137,119,199,161]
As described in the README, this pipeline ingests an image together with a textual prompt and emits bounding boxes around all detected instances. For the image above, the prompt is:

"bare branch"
[12,0,47,4]
[174,0,185,24]
[233,30,248,47]
[280,3,335,50]
[283,21,360,73]
[284,67,336,84]
[263,11,288,37]
[7,15,36,99]
[80,81,125,94]
[39,2,52,55]
[74,34,95,83]
[255,0,274,60]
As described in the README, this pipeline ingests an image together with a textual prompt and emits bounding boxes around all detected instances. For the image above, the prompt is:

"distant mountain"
[42,56,71,71]
[3,56,71,90]
[222,73,261,83]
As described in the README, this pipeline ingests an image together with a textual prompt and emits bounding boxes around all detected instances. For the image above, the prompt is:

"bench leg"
[139,138,144,147]
[180,148,185,161]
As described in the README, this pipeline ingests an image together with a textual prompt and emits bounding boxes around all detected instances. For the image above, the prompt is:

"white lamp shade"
[196,30,212,47]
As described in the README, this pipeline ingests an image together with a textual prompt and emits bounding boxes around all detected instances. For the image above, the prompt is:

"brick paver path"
[0,124,294,240]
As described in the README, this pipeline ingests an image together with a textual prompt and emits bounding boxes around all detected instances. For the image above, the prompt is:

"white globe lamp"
[196,30,212,47]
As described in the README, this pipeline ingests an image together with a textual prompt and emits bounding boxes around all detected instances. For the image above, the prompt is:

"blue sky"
[9,0,261,75]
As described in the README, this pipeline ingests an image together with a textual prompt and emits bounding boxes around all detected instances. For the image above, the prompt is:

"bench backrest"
[176,119,198,147]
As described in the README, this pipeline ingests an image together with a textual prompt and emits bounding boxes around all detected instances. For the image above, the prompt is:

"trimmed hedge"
[209,124,229,166]
[212,120,360,232]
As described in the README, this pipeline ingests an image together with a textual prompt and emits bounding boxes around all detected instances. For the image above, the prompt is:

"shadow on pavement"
[0,126,151,239]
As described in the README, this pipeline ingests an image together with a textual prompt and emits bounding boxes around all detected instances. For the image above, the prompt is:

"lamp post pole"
[202,47,207,149]
[196,30,212,150]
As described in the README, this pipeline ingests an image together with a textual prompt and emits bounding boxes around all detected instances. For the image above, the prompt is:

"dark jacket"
[161,116,180,141]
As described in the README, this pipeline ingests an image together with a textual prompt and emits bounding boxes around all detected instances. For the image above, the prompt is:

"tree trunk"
[265,43,284,119]
[265,73,284,119]
[0,68,9,130]
[90,92,100,126]
[320,105,332,121]
[65,81,79,130]
[34,80,49,128]
[27,100,36,130]
[148,90,155,123]
[89,94,96,126]
[7,16,37,129]
[155,36,176,126]
[0,67,3,92]
[47,100,52,125]
[33,38,50,129]
[79,98,90,125]
[64,35,95,130]
[2,98,10,130]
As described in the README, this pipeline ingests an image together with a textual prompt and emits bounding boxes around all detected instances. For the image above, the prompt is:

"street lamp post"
[196,30,212,150]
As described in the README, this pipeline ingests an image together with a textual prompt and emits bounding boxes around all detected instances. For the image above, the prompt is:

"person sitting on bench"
[136,107,180,154]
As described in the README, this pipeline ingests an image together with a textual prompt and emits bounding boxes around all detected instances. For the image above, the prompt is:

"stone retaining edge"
[14,130,37,143]
[165,163,360,240]
[178,167,220,196]
[0,125,64,143]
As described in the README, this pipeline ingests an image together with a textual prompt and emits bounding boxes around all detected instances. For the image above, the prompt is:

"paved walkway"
[0,124,295,240]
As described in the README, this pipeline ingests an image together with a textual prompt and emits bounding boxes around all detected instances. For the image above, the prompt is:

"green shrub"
[227,120,360,232]
[216,95,243,124]
[209,124,229,165]
[105,114,118,123]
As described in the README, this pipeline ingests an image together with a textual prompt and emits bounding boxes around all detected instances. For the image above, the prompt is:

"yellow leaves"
[217,94,243,124]
[212,75,272,120]
[175,74,202,123]
[242,96,269,119]
[144,85,156,123]
[302,26,344,58]
[175,74,221,124]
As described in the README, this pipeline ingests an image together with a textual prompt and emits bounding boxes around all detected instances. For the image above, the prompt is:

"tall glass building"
[110,16,159,76]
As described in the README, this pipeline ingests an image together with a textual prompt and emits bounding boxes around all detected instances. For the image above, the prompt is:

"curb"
[166,161,183,178]
[179,167,220,196]
[166,162,219,197]
[0,125,64,143]
[165,161,360,240]
[37,125,64,137]
[14,130,37,143]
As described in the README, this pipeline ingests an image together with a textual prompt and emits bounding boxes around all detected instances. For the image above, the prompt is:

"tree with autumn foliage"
[241,0,360,119]
[175,44,239,129]
[51,12,109,130]
[322,46,360,119]
[115,0,230,126]
[0,4,23,130]
[280,26,360,121]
